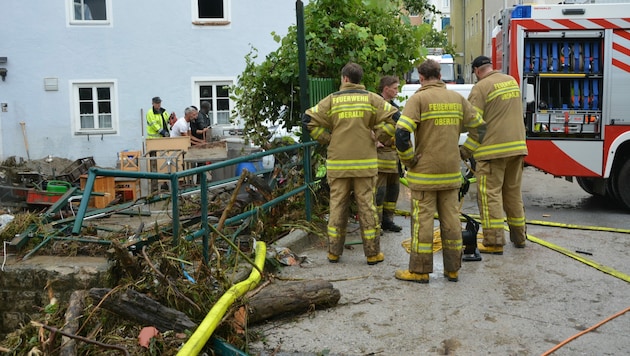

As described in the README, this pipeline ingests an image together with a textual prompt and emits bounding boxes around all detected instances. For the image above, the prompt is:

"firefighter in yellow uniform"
[463,56,529,254]
[375,75,403,233]
[395,60,484,283]
[302,62,397,265]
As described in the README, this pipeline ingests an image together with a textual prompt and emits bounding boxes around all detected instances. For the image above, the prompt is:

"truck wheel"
[576,177,601,196]
[614,160,630,210]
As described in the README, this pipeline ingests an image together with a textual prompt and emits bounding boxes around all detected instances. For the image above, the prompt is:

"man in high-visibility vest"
[146,96,170,138]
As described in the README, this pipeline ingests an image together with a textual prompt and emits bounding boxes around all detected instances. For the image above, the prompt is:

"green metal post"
[296,0,313,221]
[200,172,209,264]
[171,175,180,245]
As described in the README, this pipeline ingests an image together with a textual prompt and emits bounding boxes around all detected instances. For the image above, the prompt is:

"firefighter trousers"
[327,176,380,258]
[408,188,462,274]
[476,155,527,246]
[376,172,400,224]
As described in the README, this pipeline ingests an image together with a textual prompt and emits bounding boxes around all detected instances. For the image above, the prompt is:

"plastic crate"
[58,157,96,183]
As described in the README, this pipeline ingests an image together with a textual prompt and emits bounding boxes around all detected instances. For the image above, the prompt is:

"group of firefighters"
[302,56,528,283]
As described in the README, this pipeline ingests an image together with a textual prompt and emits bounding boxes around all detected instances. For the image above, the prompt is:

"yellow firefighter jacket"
[305,83,398,178]
[464,71,528,160]
[397,81,484,191]
[375,99,400,174]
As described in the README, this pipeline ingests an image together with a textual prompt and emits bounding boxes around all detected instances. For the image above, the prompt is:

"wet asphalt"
[249,166,630,356]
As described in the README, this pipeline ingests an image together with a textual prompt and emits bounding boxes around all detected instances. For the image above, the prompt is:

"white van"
[396,83,474,147]
[396,83,474,108]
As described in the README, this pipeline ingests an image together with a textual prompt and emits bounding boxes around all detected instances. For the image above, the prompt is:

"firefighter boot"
[327,253,339,263]
[509,225,527,248]
[395,270,429,283]
[381,210,402,232]
[367,252,385,265]
[478,243,503,255]
[479,229,504,254]
[444,271,459,282]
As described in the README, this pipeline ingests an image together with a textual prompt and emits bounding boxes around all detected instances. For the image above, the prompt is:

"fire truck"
[494,2,630,210]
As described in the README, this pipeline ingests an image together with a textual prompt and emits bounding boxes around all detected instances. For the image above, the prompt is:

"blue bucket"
[235,162,257,176]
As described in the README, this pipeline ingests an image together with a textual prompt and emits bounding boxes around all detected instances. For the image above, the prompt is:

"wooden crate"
[115,178,140,202]
[80,175,116,208]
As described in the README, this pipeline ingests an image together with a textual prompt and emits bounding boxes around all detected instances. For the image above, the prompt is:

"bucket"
[46,180,71,193]
[235,162,258,176]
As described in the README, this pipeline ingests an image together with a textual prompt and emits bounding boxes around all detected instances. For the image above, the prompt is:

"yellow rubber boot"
[327,253,339,263]
[366,252,384,265]
[444,271,459,282]
[395,270,429,283]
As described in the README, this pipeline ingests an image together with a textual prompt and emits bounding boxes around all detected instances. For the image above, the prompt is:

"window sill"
[75,131,117,135]
[192,20,231,26]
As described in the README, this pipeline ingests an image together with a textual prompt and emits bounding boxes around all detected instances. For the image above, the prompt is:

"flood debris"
[0,148,332,355]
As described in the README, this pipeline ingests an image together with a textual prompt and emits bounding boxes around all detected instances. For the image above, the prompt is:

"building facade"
[0,0,303,167]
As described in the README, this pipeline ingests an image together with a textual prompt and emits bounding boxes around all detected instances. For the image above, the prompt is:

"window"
[197,81,233,125]
[72,82,117,134]
[193,0,230,24]
[69,0,110,25]
[443,0,450,8]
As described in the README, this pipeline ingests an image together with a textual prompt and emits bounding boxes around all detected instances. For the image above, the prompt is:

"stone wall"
[0,256,111,339]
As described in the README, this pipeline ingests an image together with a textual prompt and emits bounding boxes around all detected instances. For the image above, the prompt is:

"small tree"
[231,0,441,146]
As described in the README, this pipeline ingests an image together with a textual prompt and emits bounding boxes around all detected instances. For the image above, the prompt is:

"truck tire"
[576,177,601,196]
[614,160,630,210]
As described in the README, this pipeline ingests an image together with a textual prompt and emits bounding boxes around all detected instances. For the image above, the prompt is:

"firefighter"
[375,75,403,233]
[462,56,529,254]
[395,59,484,283]
[302,62,398,265]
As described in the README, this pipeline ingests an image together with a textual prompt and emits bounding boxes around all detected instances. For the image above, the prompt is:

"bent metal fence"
[71,141,318,262]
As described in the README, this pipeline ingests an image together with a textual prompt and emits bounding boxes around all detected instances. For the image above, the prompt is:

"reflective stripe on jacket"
[146,108,169,138]
[466,71,528,160]
[398,81,484,191]
[305,83,398,178]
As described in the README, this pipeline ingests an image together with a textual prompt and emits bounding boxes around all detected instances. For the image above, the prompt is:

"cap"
[471,56,492,69]
[152,96,162,103]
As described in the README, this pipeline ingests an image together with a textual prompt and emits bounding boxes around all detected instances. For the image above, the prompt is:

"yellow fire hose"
[398,176,630,283]
[177,240,267,356]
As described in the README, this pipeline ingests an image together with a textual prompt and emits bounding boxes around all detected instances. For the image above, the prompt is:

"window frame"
[191,0,231,26]
[68,0,112,26]
[70,80,118,135]
[193,78,236,129]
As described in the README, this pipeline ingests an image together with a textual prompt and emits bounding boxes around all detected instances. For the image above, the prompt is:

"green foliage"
[231,0,428,147]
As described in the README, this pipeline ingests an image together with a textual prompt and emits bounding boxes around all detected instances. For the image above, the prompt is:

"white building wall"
[0,0,301,167]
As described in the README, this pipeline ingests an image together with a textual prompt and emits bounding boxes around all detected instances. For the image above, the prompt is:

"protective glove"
[397,160,405,178]
[459,146,472,160]
[160,129,170,137]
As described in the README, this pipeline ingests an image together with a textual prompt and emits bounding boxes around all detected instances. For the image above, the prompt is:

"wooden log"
[89,288,197,333]
[60,290,88,356]
[246,279,340,324]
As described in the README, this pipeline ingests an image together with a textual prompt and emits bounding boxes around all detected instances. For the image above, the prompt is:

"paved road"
[249,166,630,356]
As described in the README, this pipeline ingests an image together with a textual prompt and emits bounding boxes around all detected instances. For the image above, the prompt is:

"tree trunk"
[246,279,340,324]
[88,288,197,333]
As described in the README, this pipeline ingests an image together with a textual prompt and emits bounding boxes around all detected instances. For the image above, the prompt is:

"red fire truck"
[494,2,630,209]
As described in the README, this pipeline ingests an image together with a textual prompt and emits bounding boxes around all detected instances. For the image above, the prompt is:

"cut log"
[246,279,340,324]
[89,288,197,333]
[60,290,88,356]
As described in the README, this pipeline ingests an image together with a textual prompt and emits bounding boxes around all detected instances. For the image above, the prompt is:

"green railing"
[71,141,318,258]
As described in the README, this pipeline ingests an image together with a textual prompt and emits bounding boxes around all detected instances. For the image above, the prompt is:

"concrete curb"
[271,229,314,254]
